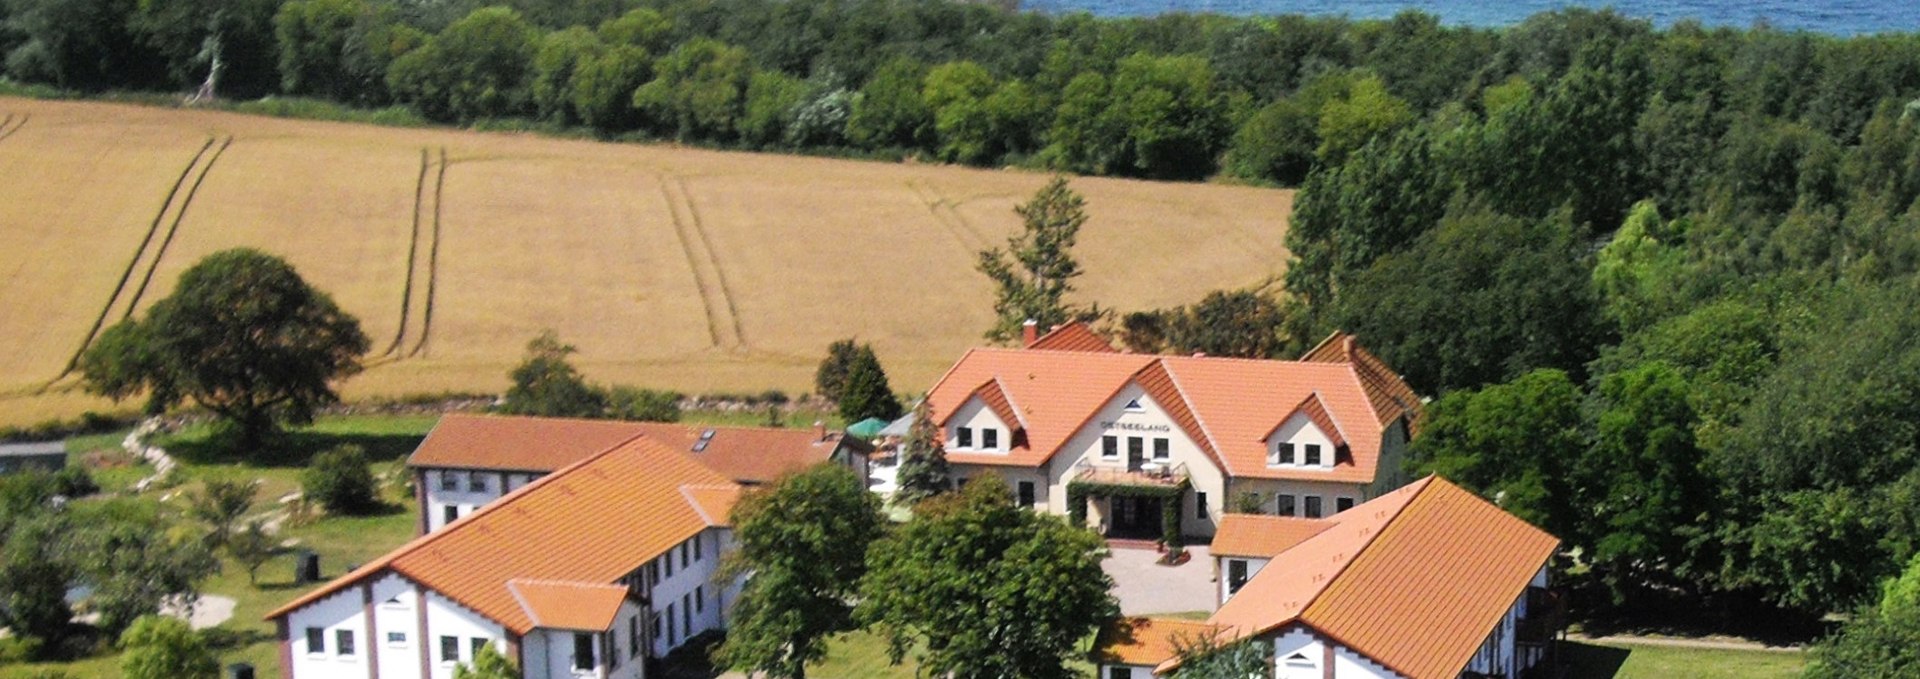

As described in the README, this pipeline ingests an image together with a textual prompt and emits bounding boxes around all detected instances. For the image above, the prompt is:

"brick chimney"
[1022,319,1039,347]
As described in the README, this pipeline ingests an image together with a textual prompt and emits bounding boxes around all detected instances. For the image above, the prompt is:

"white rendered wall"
[1041,384,1227,537]
[422,469,543,532]
[647,529,731,657]
[370,574,423,679]
[947,397,1013,454]
[286,584,371,679]
[1093,665,1155,679]
[1225,477,1367,519]
[1216,556,1269,606]
[423,592,506,679]
[530,600,646,679]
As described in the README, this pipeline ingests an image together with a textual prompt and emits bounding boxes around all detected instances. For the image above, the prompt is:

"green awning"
[847,417,890,439]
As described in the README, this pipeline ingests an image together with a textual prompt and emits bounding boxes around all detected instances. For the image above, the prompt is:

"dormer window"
[982,429,999,449]
[1304,444,1322,466]
[957,427,974,449]
[1276,442,1296,465]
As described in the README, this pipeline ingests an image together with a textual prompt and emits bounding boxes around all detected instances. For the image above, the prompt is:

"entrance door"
[1127,437,1145,471]
[1109,496,1163,539]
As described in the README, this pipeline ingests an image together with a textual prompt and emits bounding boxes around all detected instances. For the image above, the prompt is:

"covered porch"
[1066,461,1191,549]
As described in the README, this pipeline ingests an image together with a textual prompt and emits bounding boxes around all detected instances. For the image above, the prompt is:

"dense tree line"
[4,0,1910,186]
[1244,11,1920,637]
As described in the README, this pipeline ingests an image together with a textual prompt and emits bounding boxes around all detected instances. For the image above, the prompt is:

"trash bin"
[295,551,320,583]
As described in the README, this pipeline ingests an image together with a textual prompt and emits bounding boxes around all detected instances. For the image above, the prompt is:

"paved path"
[1568,632,1804,653]
[161,594,237,630]
[1102,542,1217,616]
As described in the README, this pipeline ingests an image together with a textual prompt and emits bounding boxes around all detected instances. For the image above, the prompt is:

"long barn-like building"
[266,434,743,679]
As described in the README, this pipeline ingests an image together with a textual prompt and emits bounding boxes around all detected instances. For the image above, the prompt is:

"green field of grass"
[1562,640,1806,679]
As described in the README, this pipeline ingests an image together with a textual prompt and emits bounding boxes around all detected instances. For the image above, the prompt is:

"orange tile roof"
[1209,514,1334,558]
[1092,617,1223,667]
[1290,392,1347,449]
[925,348,1408,482]
[1155,356,1383,482]
[507,580,633,632]
[1167,477,1559,678]
[1028,321,1119,352]
[925,348,1158,468]
[970,378,1026,430]
[407,414,845,485]
[631,423,850,485]
[268,436,739,635]
[407,413,649,471]
[1301,332,1425,434]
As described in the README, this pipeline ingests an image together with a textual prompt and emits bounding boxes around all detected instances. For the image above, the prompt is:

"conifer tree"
[894,400,950,505]
[836,344,902,423]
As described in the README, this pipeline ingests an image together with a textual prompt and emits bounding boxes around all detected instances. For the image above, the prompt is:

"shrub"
[301,445,379,515]
[119,616,217,679]
[607,386,681,422]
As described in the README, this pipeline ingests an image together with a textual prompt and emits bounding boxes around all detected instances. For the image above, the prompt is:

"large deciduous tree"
[978,176,1097,343]
[501,330,606,418]
[858,477,1116,679]
[1331,199,1603,394]
[716,465,884,678]
[1405,368,1584,538]
[79,248,369,450]
[386,6,539,122]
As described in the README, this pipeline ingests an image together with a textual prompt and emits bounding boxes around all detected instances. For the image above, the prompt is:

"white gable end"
[1267,411,1336,470]
[948,395,1013,453]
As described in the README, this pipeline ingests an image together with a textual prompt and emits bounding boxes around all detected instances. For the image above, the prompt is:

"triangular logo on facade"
[1124,398,1144,411]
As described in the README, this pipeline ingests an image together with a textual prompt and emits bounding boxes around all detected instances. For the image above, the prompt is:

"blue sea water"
[1016,0,1920,36]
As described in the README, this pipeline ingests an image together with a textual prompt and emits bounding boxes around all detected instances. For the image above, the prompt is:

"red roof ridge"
[1141,360,1226,473]
[679,484,738,525]
[1300,331,1354,362]
[1028,321,1119,352]
[923,347,985,402]
[267,433,650,620]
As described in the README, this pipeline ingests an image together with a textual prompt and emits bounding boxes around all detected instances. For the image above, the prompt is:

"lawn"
[1561,640,1806,679]
[3,415,434,679]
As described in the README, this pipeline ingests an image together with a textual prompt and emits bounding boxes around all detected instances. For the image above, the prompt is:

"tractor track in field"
[907,179,993,254]
[53,136,218,382]
[407,147,448,359]
[658,173,744,351]
[379,148,434,360]
[120,136,233,323]
[0,113,26,142]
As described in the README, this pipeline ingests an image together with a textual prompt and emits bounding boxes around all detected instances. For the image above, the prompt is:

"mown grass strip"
[381,148,431,358]
[55,136,216,380]
[408,147,447,359]
[121,135,233,323]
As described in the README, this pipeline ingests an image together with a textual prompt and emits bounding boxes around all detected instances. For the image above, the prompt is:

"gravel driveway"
[1102,543,1218,616]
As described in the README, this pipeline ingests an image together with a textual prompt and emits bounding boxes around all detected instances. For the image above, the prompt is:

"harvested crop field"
[0,97,1292,426]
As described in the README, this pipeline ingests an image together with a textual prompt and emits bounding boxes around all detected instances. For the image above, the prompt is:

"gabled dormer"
[1264,392,1348,470]
[946,378,1025,454]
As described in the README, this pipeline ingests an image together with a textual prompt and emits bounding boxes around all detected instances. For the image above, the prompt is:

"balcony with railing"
[1071,459,1189,488]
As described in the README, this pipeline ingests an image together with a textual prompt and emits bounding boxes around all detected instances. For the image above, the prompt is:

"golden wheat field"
[0,96,1293,427]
